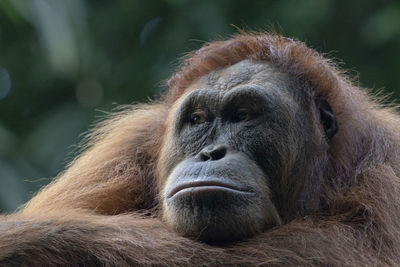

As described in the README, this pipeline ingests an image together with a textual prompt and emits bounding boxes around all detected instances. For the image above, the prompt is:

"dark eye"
[190,111,207,125]
[234,108,251,122]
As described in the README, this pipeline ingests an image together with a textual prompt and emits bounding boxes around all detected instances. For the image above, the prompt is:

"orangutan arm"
[0,211,382,266]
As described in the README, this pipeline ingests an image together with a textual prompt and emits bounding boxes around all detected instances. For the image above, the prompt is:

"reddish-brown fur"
[1,33,400,266]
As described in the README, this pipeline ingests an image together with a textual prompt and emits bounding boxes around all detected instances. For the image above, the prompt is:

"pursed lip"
[167,179,254,198]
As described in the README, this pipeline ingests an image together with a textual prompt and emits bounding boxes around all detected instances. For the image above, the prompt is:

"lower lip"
[170,185,255,198]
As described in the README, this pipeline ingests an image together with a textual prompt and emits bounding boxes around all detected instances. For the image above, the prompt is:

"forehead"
[186,59,292,93]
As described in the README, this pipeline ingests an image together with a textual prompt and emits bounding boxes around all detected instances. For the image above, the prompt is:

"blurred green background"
[0,0,399,213]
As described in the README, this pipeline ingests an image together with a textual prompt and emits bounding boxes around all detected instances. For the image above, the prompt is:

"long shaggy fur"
[1,33,400,266]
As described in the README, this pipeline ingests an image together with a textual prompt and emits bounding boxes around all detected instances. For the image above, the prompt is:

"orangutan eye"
[235,108,251,122]
[190,111,207,125]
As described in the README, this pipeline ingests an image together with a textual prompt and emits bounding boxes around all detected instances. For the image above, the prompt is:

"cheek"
[240,119,301,180]
[157,131,183,181]
[157,99,190,180]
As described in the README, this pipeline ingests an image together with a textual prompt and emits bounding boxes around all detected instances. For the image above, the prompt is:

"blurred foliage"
[0,0,399,212]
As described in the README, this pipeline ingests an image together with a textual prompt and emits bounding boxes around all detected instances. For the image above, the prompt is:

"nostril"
[209,147,226,160]
[200,153,211,161]
[199,145,228,161]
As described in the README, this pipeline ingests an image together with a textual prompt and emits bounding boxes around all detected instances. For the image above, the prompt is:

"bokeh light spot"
[140,17,162,45]
[75,77,103,108]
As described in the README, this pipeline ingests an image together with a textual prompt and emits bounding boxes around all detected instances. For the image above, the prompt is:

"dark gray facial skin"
[158,60,332,243]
